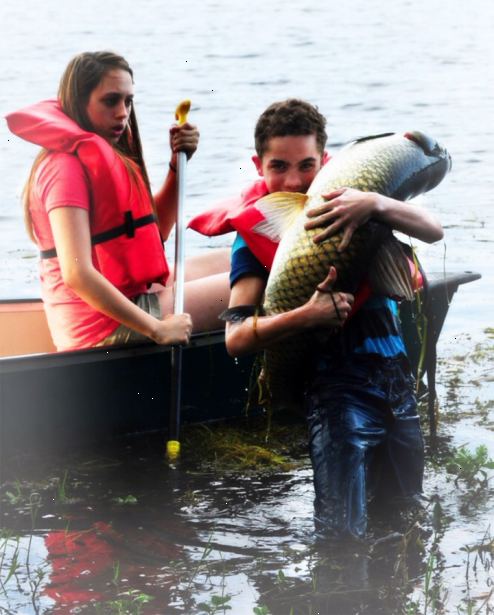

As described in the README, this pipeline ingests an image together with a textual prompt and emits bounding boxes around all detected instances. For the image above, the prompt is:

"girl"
[7,51,230,351]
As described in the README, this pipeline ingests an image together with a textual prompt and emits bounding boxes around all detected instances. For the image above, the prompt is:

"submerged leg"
[307,398,387,540]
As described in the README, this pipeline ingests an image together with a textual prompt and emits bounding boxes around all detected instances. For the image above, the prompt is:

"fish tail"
[368,237,414,300]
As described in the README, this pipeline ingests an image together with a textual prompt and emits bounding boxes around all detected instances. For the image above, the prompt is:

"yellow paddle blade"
[175,99,191,126]
[166,439,181,460]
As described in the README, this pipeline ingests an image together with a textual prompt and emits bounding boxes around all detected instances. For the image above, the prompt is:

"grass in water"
[181,415,307,473]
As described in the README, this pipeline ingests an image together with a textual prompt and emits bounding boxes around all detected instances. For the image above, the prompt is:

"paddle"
[166,99,191,462]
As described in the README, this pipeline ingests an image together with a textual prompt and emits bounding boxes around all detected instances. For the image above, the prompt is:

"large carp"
[252,131,451,408]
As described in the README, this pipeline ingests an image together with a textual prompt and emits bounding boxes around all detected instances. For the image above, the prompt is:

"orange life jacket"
[6,99,169,294]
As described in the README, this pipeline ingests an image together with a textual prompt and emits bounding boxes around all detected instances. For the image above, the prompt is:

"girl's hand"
[169,122,199,162]
[151,313,193,346]
[304,188,378,250]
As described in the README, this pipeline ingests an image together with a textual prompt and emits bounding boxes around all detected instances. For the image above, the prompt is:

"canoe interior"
[0,270,481,458]
[0,299,56,357]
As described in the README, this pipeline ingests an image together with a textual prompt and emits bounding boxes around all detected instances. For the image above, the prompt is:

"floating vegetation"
[182,416,308,473]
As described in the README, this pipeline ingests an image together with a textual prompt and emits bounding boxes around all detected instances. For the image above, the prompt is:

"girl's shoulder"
[36,151,85,182]
[34,151,89,209]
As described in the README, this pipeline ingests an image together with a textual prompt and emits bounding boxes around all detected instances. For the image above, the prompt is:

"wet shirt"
[331,294,407,359]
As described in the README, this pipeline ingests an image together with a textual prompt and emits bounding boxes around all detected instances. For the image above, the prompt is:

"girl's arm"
[153,122,199,240]
[49,206,192,345]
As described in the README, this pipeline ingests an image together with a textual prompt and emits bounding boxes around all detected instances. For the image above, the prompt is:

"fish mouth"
[405,131,452,171]
[405,130,443,155]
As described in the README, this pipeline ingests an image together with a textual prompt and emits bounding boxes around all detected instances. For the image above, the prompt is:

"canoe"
[0,270,481,458]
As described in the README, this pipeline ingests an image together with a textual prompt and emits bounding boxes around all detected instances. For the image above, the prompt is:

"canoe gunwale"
[0,329,226,374]
[0,269,481,375]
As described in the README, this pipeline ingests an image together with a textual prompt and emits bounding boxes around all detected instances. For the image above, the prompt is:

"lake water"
[1,0,493,613]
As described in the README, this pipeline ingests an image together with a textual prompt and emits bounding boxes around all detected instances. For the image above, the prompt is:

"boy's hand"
[169,122,199,161]
[304,188,378,251]
[305,266,354,328]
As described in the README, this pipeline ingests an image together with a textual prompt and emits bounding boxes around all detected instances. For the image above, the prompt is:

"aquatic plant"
[3,480,23,506]
[0,531,21,592]
[197,593,232,614]
[182,418,306,473]
[112,494,138,505]
[94,589,155,614]
[445,444,494,490]
[0,528,49,613]
[56,469,69,503]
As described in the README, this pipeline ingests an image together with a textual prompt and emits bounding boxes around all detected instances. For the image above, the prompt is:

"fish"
[252,131,451,409]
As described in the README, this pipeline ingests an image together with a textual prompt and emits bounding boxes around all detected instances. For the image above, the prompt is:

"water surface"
[1,0,493,613]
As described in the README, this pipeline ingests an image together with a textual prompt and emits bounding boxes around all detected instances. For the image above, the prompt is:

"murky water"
[1,0,494,612]
[1,363,493,615]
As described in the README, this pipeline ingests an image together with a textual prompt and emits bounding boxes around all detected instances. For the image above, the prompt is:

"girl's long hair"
[24,51,153,242]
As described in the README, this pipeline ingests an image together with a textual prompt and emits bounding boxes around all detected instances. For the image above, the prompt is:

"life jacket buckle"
[124,211,135,238]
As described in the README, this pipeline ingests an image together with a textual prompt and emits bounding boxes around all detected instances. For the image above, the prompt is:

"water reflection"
[0,424,472,615]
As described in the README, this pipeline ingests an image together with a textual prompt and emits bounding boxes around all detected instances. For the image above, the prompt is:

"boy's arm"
[225,268,354,357]
[305,187,444,250]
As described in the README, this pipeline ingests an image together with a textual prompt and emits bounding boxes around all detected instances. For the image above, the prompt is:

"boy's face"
[253,134,323,194]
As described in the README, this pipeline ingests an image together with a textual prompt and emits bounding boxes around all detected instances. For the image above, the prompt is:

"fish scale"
[254,132,451,411]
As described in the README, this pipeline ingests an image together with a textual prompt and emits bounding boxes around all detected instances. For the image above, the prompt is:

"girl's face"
[85,68,134,144]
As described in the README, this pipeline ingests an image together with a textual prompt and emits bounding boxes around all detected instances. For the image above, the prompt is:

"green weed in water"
[56,469,69,503]
[182,418,306,473]
[4,481,23,506]
[0,532,20,592]
[112,494,138,505]
[197,593,232,614]
[112,560,120,586]
[445,444,494,489]
[94,589,154,614]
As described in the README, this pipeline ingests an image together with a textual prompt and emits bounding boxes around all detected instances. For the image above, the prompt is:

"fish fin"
[253,192,308,241]
[368,237,414,300]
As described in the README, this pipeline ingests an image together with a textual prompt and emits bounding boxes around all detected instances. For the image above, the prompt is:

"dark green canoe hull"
[0,271,480,459]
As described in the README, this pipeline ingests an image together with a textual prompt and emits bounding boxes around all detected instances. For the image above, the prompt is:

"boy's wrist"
[371,192,387,219]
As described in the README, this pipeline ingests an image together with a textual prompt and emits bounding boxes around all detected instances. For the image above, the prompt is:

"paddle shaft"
[167,100,191,460]
[168,151,187,451]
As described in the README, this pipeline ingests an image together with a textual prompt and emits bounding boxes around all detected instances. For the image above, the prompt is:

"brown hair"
[24,51,152,241]
[254,98,327,159]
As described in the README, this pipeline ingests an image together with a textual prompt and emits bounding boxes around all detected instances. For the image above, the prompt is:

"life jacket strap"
[40,212,158,259]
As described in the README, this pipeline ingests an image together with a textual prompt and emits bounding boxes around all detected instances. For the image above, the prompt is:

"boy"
[191,99,443,540]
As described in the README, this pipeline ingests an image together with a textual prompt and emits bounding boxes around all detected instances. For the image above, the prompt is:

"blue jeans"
[305,354,424,540]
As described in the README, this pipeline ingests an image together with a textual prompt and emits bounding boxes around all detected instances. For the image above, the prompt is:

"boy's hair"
[254,99,327,158]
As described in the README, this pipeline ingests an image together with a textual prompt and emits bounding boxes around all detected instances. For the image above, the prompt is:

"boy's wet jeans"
[305,354,424,540]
